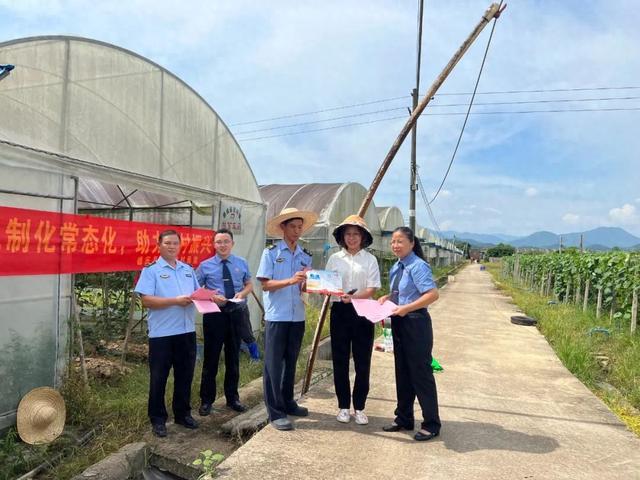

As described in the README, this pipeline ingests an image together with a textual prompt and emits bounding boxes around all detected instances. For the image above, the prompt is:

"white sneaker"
[354,410,368,425]
[336,409,351,423]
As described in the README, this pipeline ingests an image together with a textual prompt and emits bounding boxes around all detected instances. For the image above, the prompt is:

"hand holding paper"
[305,270,344,296]
[190,287,221,314]
[351,299,398,323]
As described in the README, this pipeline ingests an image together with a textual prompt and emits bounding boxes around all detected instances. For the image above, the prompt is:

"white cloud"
[635,198,640,203]
[608,204,638,225]
[440,220,453,231]
[562,213,580,224]
[525,187,538,197]
[440,189,452,198]
[484,207,502,215]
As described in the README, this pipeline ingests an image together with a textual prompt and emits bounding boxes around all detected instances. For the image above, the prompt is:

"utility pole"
[409,0,424,232]
[559,235,563,254]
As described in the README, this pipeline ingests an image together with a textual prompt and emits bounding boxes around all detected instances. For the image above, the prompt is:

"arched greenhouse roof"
[0,36,261,205]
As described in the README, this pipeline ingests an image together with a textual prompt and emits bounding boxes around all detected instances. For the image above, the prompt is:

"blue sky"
[1,0,639,236]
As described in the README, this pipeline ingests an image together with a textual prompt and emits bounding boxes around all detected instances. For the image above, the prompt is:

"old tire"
[510,315,537,326]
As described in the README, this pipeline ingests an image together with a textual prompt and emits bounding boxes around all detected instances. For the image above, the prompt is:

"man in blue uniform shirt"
[196,228,253,416]
[134,229,201,438]
[256,207,318,431]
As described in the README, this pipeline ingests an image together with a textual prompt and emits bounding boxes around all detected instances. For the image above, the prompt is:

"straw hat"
[266,207,318,238]
[332,215,373,248]
[17,387,66,445]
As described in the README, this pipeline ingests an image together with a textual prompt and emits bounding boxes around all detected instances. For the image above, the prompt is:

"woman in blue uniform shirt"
[378,226,441,441]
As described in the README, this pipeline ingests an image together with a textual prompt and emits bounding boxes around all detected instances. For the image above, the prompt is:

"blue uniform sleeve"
[411,261,437,294]
[195,264,205,286]
[192,266,201,290]
[256,248,273,280]
[243,258,252,283]
[134,266,156,296]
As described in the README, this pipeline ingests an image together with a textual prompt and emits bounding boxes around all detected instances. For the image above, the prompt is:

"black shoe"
[226,400,248,413]
[271,418,294,431]
[199,402,212,416]
[414,430,439,441]
[152,423,167,437]
[175,415,199,429]
[382,422,414,432]
[287,405,308,417]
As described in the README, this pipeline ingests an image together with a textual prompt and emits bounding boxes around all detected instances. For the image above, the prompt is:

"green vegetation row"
[502,251,640,331]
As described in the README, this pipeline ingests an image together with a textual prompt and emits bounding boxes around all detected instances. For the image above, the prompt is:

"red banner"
[0,206,215,276]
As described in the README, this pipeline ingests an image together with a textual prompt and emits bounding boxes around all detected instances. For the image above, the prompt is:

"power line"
[416,170,441,234]
[229,86,640,127]
[235,106,640,141]
[229,95,408,127]
[429,1,496,205]
[234,95,640,136]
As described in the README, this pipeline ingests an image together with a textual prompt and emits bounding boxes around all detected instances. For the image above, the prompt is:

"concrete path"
[218,265,640,479]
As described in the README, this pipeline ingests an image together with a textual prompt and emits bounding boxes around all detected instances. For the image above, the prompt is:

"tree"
[486,243,516,258]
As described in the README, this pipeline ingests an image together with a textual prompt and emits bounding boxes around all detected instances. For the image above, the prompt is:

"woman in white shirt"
[325,215,381,425]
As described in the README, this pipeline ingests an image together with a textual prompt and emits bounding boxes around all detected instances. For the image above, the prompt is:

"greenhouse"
[0,36,266,430]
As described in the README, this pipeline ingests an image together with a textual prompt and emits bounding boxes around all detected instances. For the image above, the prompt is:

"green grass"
[486,262,640,436]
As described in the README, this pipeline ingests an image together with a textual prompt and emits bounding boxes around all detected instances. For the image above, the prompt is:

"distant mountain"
[440,227,640,250]
[441,231,516,245]
[511,231,558,248]
[513,227,640,249]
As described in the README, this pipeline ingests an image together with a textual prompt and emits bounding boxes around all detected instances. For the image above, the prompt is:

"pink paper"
[351,299,398,323]
[191,287,217,300]
[190,287,221,314]
[192,299,221,314]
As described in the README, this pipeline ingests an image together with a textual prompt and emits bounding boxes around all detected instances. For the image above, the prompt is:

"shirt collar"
[277,239,302,255]
[398,251,418,268]
[339,248,364,257]
[214,253,234,264]
[157,256,183,270]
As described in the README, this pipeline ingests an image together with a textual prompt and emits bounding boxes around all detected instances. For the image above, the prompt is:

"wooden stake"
[631,288,638,335]
[575,279,581,305]
[596,287,602,319]
[121,274,137,367]
[72,294,88,386]
[583,279,590,312]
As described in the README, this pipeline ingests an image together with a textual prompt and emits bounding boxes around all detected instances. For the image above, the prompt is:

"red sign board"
[0,206,215,275]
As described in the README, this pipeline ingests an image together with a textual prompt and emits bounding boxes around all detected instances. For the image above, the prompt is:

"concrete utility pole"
[302,2,506,395]
[409,0,425,232]
[559,235,563,254]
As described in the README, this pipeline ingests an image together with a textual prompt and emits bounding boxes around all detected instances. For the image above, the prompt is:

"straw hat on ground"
[17,387,66,445]
[266,207,318,238]
[332,214,373,248]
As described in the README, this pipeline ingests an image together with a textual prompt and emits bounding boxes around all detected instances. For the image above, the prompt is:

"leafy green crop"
[503,251,640,330]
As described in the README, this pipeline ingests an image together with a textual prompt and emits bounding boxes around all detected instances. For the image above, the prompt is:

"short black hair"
[158,229,180,242]
[215,228,234,240]
[281,217,304,227]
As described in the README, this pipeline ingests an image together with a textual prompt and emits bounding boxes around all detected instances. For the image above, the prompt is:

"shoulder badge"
[303,247,313,257]
[144,260,157,268]
[267,244,277,250]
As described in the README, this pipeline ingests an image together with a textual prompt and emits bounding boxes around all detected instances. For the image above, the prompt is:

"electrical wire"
[235,106,640,141]
[234,95,640,136]
[229,86,640,127]
[416,170,441,234]
[428,1,500,205]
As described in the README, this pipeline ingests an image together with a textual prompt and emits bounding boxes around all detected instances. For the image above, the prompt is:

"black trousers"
[237,304,256,344]
[148,331,196,425]
[199,308,241,404]
[263,320,305,421]
[391,309,441,433]
[330,301,375,411]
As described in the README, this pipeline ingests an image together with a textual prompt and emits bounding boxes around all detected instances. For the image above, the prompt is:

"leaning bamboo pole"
[301,2,506,395]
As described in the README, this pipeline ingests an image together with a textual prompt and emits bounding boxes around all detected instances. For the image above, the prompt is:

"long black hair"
[392,226,425,260]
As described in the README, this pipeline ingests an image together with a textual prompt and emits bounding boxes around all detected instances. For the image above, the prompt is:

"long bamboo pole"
[301,2,505,396]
